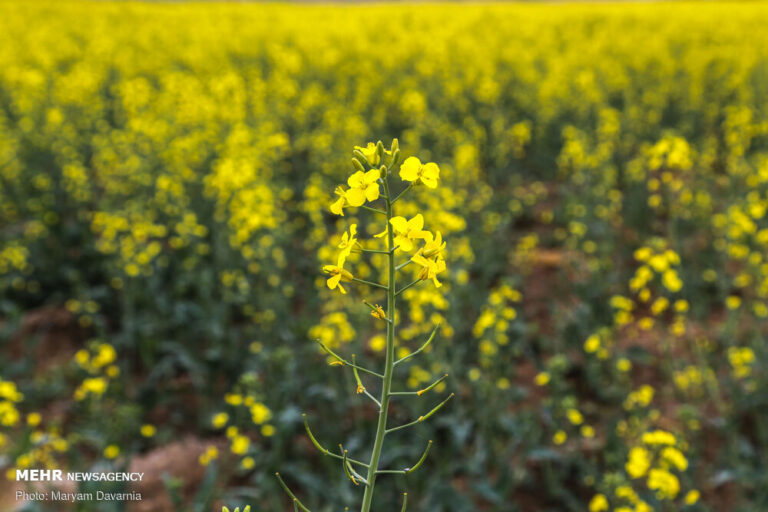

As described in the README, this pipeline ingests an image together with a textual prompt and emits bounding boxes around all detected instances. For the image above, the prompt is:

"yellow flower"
[344,169,381,207]
[212,412,229,429]
[553,430,567,445]
[584,334,600,353]
[647,468,680,499]
[27,412,41,427]
[104,445,120,459]
[626,446,651,478]
[580,425,595,438]
[726,295,742,310]
[588,493,608,512]
[566,408,583,425]
[261,424,276,437]
[420,231,446,258]
[140,424,157,438]
[338,224,358,260]
[322,253,354,294]
[412,252,447,288]
[231,435,250,455]
[399,157,440,188]
[377,214,429,252]
[199,446,218,466]
[355,142,380,166]
[370,304,386,321]
[250,402,272,424]
[534,372,550,386]
[684,490,700,505]
[241,457,256,470]
[330,185,348,216]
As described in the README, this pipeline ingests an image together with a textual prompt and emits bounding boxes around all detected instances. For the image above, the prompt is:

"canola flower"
[276,140,452,512]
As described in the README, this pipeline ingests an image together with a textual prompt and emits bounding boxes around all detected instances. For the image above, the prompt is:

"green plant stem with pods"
[271,139,452,512]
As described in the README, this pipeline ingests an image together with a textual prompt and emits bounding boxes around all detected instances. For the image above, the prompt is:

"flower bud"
[340,269,354,282]
[352,157,365,173]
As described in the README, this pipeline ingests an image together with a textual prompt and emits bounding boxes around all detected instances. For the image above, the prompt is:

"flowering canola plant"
[276,140,452,512]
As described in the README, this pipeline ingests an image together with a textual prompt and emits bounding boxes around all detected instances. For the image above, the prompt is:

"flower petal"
[389,216,408,233]
[399,157,421,181]
[345,188,366,207]
[365,183,380,201]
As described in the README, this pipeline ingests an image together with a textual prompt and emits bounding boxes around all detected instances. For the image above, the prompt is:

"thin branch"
[396,260,412,272]
[315,339,384,379]
[275,473,312,512]
[394,324,440,366]
[352,277,388,290]
[391,374,448,396]
[392,183,413,203]
[302,414,369,468]
[361,205,386,215]
[340,445,370,487]
[360,248,389,255]
[385,394,454,434]
[352,355,382,408]
[376,440,433,475]
[401,493,408,512]
[405,440,433,474]
[395,278,421,296]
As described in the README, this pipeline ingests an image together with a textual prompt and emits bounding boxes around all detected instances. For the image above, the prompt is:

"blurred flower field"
[2,1,768,511]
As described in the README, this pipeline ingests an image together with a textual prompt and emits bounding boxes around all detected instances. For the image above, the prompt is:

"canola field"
[2,1,768,511]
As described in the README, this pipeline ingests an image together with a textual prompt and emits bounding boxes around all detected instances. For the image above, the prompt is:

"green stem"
[360,173,396,512]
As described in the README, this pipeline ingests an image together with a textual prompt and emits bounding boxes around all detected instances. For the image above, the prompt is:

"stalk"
[360,174,395,512]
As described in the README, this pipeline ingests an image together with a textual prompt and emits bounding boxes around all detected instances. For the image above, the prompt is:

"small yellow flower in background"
[626,446,651,478]
[212,412,229,429]
[616,358,632,372]
[566,408,583,425]
[369,334,386,352]
[553,430,567,445]
[642,429,676,446]
[106,365,120,378]
[250,403,272,424]
[225,393,244,406]
[261,424,275,437]
[662,269,683,292]
[580,425,595,438]
[583,334,600,353]
[226,426,238,438]
[27,412,41,427]
[344,169,381,207]
[104,445,120,459]
[647,468,680,499]
[241,457,255,470]
[726,295,742,310]
[534,372,550,386]
[588,493,609,512]
[140,424,157,438]
[661,446,688,471]
[377,214,429,252]
[92,344,116,368]
[684,489,700,505]
[399,157,440,188]
[231,435,250,455]
[199,445,218,466]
